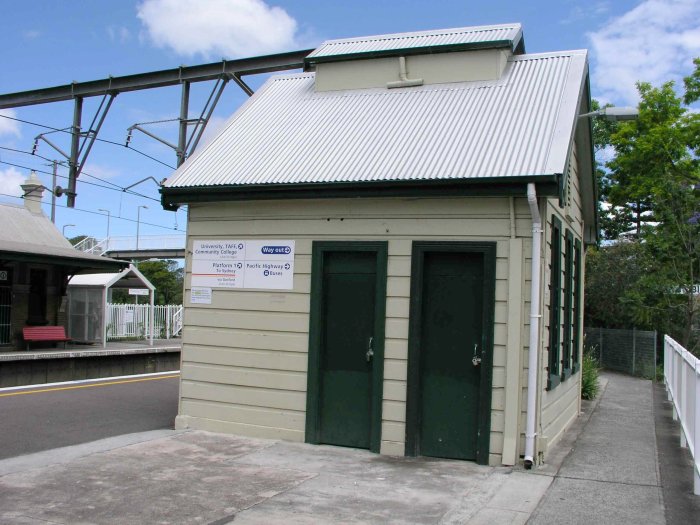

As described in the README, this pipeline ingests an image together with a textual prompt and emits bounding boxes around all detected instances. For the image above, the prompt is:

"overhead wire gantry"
[0,49,312,207]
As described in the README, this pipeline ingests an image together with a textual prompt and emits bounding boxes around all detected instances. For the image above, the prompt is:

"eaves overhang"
[160,174,560,210]
[304,39,522,70]
[0,250,128,273]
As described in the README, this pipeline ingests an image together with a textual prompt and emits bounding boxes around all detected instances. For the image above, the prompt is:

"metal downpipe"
[525,182,542,469]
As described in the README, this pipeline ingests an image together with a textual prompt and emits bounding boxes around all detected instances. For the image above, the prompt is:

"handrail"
[664,334,700,495]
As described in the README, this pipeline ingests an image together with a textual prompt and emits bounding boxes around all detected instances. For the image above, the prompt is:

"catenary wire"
[0,159,161,203]
[0,192,184,232]
[0,113,176,169]
[1,145,134,191]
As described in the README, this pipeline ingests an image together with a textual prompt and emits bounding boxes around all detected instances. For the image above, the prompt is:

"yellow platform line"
[0,374,180,398]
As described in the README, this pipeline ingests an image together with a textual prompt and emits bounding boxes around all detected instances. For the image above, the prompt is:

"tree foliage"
[584,242,650,329]
[111,260,183,305]
[138,259,184,305]
[68,235,89,246]
[586,58,700,352]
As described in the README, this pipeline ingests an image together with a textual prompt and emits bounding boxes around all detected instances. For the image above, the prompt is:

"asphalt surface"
[0,373,179,460]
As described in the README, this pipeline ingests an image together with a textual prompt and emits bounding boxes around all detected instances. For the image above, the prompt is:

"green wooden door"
[318,251,377,449]
[418,251,484,460]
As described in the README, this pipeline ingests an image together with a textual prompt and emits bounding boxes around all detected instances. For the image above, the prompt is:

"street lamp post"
[136,205,148,250]
[98,208,111,239]
[62,224,75,237]
[578,106,639,121]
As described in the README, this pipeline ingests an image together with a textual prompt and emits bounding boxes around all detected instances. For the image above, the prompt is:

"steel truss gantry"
[0,49,312,207]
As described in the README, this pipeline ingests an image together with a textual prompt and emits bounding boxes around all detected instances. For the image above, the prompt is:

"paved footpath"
[0,371,694,524]
[530,372,666,525]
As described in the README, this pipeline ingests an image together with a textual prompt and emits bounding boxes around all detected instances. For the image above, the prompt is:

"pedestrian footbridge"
[73,235,186,260]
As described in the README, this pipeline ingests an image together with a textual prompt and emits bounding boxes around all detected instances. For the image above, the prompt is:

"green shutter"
[572,240,582,372]
[547,216,562,390]
[562,231,574,380]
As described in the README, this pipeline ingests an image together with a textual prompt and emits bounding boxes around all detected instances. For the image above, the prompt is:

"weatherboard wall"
[175,195,538,465]
[539,140,585,455]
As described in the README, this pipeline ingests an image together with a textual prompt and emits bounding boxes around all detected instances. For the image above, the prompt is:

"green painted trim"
[160,175,560,210]
[304,40,518,69]
[305,241,388,454]
[548,373,561,390]
[404,241,496,465]
[547,216,562,390]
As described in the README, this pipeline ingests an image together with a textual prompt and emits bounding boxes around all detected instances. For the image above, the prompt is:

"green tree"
[68,234,89,246]
[593,59,700,350]
[137,260,184,305]
[584,242,650,329]
[590,100,630,241]
[111,260,184,305]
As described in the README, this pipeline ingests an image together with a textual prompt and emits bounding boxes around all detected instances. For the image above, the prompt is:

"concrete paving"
[653,380,700,524]
[0,371,684,524]
[529,372,665,525]
[0,429,552,525]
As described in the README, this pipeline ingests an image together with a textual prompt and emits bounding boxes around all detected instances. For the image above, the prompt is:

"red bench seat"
[23,326,71,350]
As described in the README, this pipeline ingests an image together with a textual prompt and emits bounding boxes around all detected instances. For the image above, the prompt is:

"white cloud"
[588,0,700,105]
[0,109,21,138]
[137,0,299,59]
[560,2,610,25]
[82,163,121,180]
[0,167,25,198]
[23,30,40,40]
[107,25,131,43]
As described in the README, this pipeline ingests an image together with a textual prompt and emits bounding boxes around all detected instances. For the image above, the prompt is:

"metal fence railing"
[664,335,700,495]
[584,327,657,378]
[106,304,183,341]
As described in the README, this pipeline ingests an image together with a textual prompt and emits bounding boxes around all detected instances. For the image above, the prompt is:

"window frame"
[562,230,574,381]
[572,239,582,373]
[547,216,562,390]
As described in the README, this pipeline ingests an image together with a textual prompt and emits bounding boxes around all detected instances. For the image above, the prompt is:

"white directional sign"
[191,240,295,290]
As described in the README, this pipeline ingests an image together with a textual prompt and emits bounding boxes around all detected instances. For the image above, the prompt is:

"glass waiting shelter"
[67,264,155,347]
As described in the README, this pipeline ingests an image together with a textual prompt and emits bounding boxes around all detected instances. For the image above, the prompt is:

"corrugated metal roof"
[306,24,523,63]
[69,264,154,290]
[0,203,124,266]
[164,50,588,191]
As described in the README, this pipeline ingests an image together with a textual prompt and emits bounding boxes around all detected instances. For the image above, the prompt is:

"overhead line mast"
[0,49,312,207]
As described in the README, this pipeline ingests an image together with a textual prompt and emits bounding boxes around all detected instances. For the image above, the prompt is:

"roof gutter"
[524,182,543,469]
[160,175,560,210]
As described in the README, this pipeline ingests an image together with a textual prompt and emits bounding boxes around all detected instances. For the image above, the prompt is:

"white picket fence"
[106,304,183,341]
[664,335,700,495]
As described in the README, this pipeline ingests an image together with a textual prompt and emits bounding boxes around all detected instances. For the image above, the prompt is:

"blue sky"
[1,0,699,240]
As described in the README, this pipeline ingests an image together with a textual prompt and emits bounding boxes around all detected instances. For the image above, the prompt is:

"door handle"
[472,343,482,367]
[366,336,374,362]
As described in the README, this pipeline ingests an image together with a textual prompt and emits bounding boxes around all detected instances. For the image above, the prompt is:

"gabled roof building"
[0,173,126,349]
[161,24,595,467]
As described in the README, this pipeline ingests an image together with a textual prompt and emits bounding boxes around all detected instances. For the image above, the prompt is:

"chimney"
[21,171,45,214]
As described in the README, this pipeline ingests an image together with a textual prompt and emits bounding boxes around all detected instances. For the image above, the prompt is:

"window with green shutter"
[562,231,574,380]
[572,239,582,372]
[547,216,562,390]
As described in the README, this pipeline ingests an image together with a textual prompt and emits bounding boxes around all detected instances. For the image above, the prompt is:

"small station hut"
[160,24,596,467]
[67,264,155,347]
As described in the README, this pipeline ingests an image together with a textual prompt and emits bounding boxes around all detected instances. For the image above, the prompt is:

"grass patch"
[581,353,600,400]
